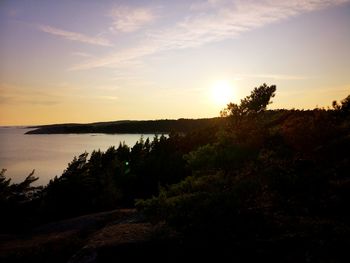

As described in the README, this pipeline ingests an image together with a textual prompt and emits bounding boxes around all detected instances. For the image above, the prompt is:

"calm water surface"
[0,127,155,185]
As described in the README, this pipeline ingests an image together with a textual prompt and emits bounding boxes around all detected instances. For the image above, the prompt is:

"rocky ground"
[1,209,349,262]
[0,209,178,263]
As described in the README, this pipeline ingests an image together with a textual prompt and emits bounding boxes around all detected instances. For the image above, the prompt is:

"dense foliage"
[40,135,192,220]
[136,84,350,260]
[0,169,42,230]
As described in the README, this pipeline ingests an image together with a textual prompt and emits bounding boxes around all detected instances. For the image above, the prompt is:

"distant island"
[26,118,224,134]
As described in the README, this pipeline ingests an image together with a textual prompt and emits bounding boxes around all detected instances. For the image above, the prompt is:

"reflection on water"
[0,127,154,186]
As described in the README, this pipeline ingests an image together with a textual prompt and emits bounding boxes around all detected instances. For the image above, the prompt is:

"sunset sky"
[1,0,350,125]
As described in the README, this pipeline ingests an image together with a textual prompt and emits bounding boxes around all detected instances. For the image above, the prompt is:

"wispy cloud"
[39,25,113,47]
[72,0,349,70]
[190,0,231,11]
[71,52,94,58]
[237,73,309,80]
[70,46,155,70]
[0,84,61,106]
[109,6,156,33]
[96,95,119,101]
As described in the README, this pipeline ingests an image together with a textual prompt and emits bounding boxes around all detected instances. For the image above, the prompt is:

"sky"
[0,0,350,125]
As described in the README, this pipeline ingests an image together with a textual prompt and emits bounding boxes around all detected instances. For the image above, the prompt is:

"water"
[0,127,155,186]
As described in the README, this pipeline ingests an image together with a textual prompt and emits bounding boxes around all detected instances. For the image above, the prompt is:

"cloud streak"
[71,0,349,70]
[109,6,156,33]
[237,73,309,80]
[39,25,113,47]
[0,84,61,106]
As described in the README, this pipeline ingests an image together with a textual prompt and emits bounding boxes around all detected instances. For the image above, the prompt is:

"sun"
[211,80,234,106]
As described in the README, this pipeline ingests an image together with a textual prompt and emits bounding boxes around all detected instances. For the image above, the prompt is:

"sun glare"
[211,80,234,106]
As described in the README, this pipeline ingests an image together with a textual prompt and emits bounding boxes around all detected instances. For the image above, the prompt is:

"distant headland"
[26,118,224,134]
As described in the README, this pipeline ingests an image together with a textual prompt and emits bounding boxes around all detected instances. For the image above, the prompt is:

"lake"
[0,127,156,186]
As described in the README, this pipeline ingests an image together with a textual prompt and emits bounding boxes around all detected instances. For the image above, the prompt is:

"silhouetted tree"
[0,169,41,231]
[221,83,276,119]
[0,169,11,199]
[240,83,276,114]
[333,94,350,115]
